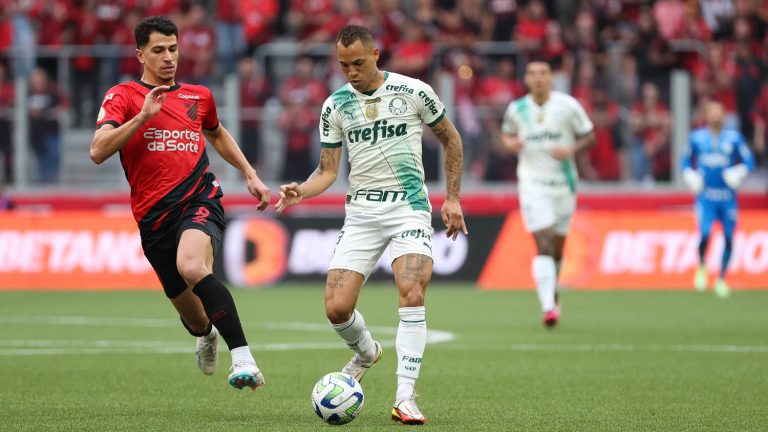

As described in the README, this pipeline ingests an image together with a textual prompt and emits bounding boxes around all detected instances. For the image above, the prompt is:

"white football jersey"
[501,91,593,195]
[319,71,446,214]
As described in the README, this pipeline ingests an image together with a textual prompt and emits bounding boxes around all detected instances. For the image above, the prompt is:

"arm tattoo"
[431,119,463,200]
[306,147,337,182]
[398,254,432,284]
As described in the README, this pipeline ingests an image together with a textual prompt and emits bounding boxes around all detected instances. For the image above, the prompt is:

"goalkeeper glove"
[682,168,703,194]
[722,164,749,189]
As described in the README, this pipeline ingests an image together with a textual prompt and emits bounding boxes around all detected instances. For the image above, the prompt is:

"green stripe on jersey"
[560,160,577,192]
[321,141,342,148]
[427,109,446,127]
[514,97,531,126]
[384,144,429,211]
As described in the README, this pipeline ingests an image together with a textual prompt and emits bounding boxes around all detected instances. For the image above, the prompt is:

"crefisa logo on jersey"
[144,128,200,152]
[389,97,408,115]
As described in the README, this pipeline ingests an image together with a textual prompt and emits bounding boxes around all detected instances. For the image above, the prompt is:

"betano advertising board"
[0,211,766,290]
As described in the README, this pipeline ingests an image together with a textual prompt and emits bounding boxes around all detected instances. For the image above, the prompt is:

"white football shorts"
[519,191,576,235]
[329,210,434,279]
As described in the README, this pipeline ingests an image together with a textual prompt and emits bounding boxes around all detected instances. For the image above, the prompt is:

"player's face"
[524,62,552,97]
[137,32,178,85]
[337,40,381,92]
[705,102,725,129]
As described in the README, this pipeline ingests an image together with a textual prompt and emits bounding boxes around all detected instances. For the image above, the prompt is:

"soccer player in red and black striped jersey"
[90,16,268,391]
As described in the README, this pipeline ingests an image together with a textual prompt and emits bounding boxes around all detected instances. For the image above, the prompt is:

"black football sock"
[192,274,248,350]
[180,316,212,337]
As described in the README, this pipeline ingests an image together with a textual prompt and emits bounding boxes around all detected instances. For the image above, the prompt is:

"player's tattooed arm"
[300,147,341,198]
[430,116,468,239]
[277,146,342,212]
[430,117,463,201]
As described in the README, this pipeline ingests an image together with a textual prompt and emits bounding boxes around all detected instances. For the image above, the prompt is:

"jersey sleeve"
[414,81,446,127]
[681,131,698,171]
[735,132,756,171]
[568,97,594,136]
[501,102,518,135]
[96,85,130,129]
[319,97,343,148]
[202,87,220,131]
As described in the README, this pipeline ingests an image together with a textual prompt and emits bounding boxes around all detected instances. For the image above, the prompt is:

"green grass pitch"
[1,284,766,431]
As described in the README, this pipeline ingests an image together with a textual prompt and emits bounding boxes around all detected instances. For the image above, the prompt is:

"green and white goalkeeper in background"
[276,25,467,425]
[501,61,596,328]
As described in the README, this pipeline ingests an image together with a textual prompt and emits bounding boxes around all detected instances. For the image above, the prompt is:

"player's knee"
[534,233,556,256]
[325,301,354,324]
[324,292,354,324]
[176,257,209,285]
[398,282,426,307]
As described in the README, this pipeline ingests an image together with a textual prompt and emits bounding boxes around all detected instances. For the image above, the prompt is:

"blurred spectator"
[631,6,677,94]
[734,25,765,141]
[486,0,517,41]
[629,82,671,182]
[692,41,738,128]
[177,4,215,85]
[652,0,686,40]
[70,1,101,127]
[514,0,551,54]
[435,5,478,48]
[8,1,35,77]
[750,80,768,166]
[238,57,270,167]
[111,10,142,81]
[241,0,280,55]
[215,0,244,74]
[699,0,735,36]
[287,0,334,41]
[0,62,12,184]
[279,55,327,107]
[0,182,13,211]
[301,0,365,44]
[614,53,640,108]
[28,67,66,184]
[476,59,523,182]
[385,19,433,82]
[278,102,316,181]
[580,86,623,181]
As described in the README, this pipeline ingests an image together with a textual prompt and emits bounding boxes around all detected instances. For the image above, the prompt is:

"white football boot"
[228,360,265,391]
[342,340,382,382]
[195,327,218,375]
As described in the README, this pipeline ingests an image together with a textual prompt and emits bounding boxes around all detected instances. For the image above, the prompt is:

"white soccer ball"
[311,372,364,425]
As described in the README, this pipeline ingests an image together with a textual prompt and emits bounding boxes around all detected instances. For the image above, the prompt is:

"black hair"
[336,25,375,48]
[134,16,178,48]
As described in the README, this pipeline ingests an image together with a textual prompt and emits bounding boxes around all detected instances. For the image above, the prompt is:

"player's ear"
[136,48,144,64]
[372,47,380,63]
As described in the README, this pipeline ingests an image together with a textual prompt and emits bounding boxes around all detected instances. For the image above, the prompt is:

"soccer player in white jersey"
[276,25,467,425]
[500,61,595,327]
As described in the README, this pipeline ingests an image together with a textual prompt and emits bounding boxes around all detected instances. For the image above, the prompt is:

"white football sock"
[396,306,426,400]
[230,345,255,365]
[331,309,374,358]
[204,325,218,341]
[533,255,557,313]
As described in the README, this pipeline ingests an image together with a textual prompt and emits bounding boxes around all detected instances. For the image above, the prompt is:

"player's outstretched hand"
[441,199,468,241]
[275,182,303,213]
[551,146,574,161]
[140,85,170,120]
[502,135,524,153]
[246,175,270,211]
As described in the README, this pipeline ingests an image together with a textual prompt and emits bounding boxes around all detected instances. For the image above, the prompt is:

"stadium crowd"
[0,0,767,185]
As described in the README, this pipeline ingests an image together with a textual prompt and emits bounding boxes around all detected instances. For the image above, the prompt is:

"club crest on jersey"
[389,97,407,115]
[186,101,198,121]
[364,98,380,120]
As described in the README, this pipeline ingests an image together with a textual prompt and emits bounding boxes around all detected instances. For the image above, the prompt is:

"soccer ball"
[311,372,364,425]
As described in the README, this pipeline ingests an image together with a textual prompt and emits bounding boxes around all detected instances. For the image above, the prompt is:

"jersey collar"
[358,71,389,96]
[135,79,181,92]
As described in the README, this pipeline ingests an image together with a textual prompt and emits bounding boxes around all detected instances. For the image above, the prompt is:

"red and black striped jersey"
[96,80,221,232]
